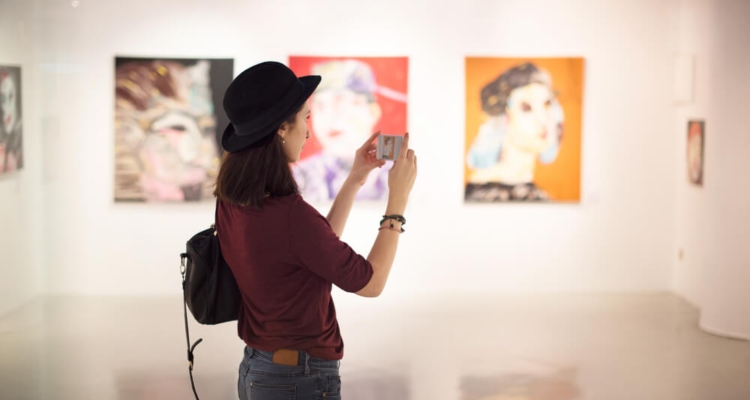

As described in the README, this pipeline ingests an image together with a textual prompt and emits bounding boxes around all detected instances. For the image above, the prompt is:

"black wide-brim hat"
[221,61,321,152]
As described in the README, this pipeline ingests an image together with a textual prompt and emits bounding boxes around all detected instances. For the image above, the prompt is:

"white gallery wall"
[0,0,45,316]
[694,0,750,339]
[670,0,750,339]
[670,0,716,309]
[29,0,679,301]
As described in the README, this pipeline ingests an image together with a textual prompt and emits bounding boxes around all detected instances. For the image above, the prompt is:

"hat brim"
[221,75,321,153]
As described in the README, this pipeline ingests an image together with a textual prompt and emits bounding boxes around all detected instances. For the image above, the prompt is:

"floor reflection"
[460,366,581,400]
[115,367,411,400]
[342,368,411,399]
[3,295,750,400]
[115,370,237,400]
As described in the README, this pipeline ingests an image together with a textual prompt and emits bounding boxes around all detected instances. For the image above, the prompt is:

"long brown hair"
[213,110,300,208]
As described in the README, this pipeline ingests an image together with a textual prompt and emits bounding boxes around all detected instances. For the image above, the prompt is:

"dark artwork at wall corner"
[1,65,23,175]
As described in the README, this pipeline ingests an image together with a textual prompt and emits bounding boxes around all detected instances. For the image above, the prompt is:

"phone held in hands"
[376,134,404,161]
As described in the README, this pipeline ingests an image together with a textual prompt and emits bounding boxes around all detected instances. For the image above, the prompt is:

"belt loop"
[304,351,310,375]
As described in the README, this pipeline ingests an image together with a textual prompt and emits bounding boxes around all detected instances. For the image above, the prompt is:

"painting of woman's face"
[311,87,380,159]
[465,57,583,202]
[505,83,556,154]
[1,74,18,134]
[136,108,214,201]
[114,57,232,202]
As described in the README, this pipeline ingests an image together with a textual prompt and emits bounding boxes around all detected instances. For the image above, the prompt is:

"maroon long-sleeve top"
[217,194,374,360]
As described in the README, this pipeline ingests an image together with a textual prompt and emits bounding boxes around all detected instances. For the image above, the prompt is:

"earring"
[282,139,286,144]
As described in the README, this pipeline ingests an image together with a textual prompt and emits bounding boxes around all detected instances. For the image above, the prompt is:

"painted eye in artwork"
[521,102,532,112]
[150,112,200,137]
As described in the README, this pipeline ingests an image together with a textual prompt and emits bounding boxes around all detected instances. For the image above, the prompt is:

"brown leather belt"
[272,349,301,366]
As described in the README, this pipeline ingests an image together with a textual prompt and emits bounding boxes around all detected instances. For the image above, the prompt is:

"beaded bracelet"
[379,218,405,233]
[380,214,406,226]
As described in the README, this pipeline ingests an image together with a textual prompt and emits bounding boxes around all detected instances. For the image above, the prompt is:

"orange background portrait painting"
[464,57,584,203]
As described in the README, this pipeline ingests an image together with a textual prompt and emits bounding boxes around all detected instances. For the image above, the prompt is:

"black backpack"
[180,199,241,399]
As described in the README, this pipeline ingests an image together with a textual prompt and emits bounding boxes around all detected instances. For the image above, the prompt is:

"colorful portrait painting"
[0,66,23,174]
[687,120,704,186]
[114,57,233,202]
[464,58,584,203]
[288,56,408,202]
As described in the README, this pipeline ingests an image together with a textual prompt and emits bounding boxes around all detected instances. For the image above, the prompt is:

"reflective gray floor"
[1,293,749,399]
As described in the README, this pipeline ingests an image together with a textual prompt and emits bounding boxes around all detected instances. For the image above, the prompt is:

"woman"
[214,61,417,400]
[465,62,564,202]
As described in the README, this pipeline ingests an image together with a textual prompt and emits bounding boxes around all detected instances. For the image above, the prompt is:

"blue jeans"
[238,346,342,400]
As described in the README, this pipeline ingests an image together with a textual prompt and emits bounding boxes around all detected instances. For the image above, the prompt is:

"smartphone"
[376,134,404,160]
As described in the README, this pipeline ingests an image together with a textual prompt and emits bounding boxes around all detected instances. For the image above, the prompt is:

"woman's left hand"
[348,131,387,186]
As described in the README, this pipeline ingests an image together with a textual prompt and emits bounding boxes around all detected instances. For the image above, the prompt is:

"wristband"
[379,218,405,233]
[380,214,406,226]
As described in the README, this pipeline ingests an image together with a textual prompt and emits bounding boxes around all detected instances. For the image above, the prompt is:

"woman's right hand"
[387,132,417,209]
